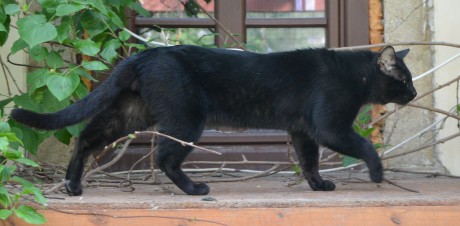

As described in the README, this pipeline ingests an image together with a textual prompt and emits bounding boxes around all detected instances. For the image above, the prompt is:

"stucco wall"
[433,0,460,175]
[0,16,26,112]
[382,0,444,171]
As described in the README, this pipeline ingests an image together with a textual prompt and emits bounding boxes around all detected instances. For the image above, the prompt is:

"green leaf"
[128,134,136,139]
[0,122,10,133]
[46,73,80,101]
[10,123,42,155]
[108,10,123,28]
[21,186,46,205]
[54,129,72,145]
[5,4,20,15]
[108,0,124,10]
[74,82,89,99]
[66,122,85,137]
[11,38,28,54]
[129,2,150,17]
[0,12,10,46]
[0,23,6,32]
[0,194,11,210]
[81,60,108,71]
[13,205,46,224]
[0,7,6,23]
[291,164,302,175]
[342,155,359,167]
[8,125,22,149]
[17,14,57,48]
[0,165,15,183]
[29,45,48,62]
[27,69,51,92]
[0,137,8,151]
[15,157,39,167]
[79,10,107,38]
[38,0,61,8]
[125,43,146,51]
[360,127,375,138]
[457,104,460,114]
[40,89,70,112]
[55,16,72,44]
[56,3,86,16]
[72,0,107,15]
[45,50,64,69]
[100,39,121,63]
[72,39,101,56]
[72,66,97,82]
[12,176,33,187]
[0,98,13,112]
[13,94,41,112]
[0,132,22,145]
[118,30,131,42]
[0,209,13,220]
[69,0,91,5]
[92,0,108,15]
[2,149,22,160]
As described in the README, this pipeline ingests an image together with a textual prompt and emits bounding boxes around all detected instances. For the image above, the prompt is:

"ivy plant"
[0,121,46,224]
[342,105,381,167]
[1,0,149,154]
[0,0,151,224]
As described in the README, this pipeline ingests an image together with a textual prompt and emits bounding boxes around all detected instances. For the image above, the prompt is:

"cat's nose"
[412,89,417,97]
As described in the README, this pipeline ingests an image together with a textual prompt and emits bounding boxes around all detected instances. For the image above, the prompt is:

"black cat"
[11,45,416,196]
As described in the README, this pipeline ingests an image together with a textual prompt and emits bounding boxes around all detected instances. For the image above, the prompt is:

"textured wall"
[382,0,444,172]
[433,0,460,175]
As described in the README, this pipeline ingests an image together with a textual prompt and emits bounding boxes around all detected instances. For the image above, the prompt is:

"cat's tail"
[11,55,139,130]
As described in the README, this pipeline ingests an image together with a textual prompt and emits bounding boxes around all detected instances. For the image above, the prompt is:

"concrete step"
[8,172,460,225]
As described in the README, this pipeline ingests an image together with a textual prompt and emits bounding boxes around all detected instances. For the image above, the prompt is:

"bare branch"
[384,179,420,193]
[196,163,281,183]
[135,131,222,156]
[406,103,460,121]
[385,168,460,179]
[334,41,460,51]
[83,138,134,180]
[383,132,460,160]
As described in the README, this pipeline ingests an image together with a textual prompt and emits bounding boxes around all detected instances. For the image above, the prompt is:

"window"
[130,0,369,50]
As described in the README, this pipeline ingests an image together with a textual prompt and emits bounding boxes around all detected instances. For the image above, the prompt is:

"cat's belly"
[206,111,296,131]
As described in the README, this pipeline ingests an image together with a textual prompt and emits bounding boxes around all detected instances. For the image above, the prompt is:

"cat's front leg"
[317,128,383,183]
[289,131,336,191]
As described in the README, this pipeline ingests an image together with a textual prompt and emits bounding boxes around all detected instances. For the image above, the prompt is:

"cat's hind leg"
[65,92,152,195]
[65,117,118,196]
[155,119,208,195]
[289,131,336,191]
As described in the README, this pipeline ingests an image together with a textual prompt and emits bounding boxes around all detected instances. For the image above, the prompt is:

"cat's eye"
[403,80,408,86]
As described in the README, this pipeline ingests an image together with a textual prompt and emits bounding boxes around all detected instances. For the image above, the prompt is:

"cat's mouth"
[394,94,416,105]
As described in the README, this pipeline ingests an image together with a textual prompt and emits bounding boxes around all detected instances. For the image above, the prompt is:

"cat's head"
[373,46,417,105]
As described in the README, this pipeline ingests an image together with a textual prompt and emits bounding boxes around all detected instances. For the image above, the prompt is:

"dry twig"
[384,179,420,193]
[334,41,460,51]
[383,132,460,160]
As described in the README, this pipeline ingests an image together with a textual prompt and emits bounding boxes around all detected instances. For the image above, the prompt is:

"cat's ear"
[396,48,410,59]
[377,46,397,75]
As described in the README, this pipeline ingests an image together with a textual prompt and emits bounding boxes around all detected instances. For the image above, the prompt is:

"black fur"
[11,45,416,196]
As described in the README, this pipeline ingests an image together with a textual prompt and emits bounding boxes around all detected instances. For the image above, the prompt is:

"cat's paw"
[65,180,83,196]
[369,163,384,183]
[369,169,383,183]
[184,183,210,195]
[308,179,336,191]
